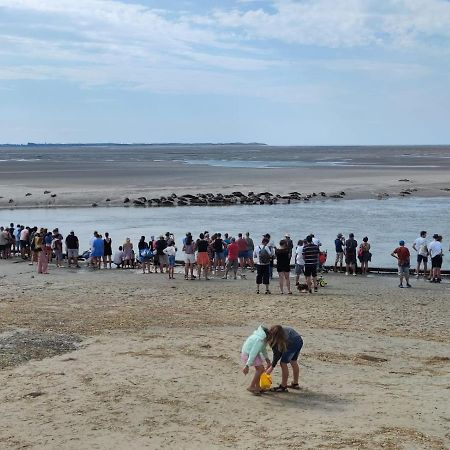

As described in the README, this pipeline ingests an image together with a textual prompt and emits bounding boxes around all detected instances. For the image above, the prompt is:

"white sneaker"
[345,272,349,276]
[353,273,357,276]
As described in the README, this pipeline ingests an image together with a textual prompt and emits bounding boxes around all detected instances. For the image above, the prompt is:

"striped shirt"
[302,243,319,265]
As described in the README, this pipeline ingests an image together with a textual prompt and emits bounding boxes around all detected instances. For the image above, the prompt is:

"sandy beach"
[1,145,450,209]
[0,259,449,449]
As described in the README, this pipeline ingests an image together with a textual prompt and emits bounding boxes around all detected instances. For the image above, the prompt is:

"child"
[265,325,303,392]
[113,246,125,269]
[241,325,271,395]
[163,241,177,279]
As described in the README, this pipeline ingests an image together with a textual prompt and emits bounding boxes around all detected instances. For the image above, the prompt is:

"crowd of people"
[0,223,447,291]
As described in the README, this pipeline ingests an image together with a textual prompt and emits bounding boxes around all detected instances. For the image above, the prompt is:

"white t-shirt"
[428,241,443,258]
[312,237,321,247]
[163,246,176,257]
[295,245,305,265]
[253,244,275,265]
[414,237,428,256]
[113,250,124,265]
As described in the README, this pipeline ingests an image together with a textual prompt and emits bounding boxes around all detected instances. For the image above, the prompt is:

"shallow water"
[2,197,449,268]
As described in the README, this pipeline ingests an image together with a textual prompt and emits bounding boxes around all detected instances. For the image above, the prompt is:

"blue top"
[335,238,344,252]
[91,237,104,257]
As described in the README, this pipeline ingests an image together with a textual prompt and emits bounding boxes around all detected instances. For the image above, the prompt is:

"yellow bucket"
[259,373,273,390]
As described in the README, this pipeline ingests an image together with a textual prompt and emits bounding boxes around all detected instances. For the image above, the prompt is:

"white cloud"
[0,0,448,102]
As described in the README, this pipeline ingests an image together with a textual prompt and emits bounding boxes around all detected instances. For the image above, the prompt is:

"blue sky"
[0,0,449,145]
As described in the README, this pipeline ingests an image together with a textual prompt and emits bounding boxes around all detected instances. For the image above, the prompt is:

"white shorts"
[185,254,196,264]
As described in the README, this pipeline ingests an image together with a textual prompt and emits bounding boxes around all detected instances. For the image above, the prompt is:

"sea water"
[2,197,449,268]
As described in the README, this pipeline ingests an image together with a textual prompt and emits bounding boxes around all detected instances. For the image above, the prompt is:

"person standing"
[334,233,345,272]
[65,231,80,268]
[34,230,49,274]
[391,240,411,288]
[212,233,225,273]
[302,235,320,293]
[195,233,210,280]
[345,233,358,276]
[284,233,294,261]
[155,235,168,273]
[222,237,239,280]
[254,237,275,294]
[275,240,292,294]
[428,234,444,283]
[182,233,196,280]
[245,231,255,272]
[412,230,428,279]
[358,236,371,275]
[103,232,113,269]
[294,239,305,286]
[237,233,249,274]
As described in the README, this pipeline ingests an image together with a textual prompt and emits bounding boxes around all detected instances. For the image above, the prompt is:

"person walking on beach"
[65,231,80,268]
[302,235,320,293]
[428,234,443,283]
[265,325,303,392]
[412,230,428,279]
[103,232,112,269]
[254,237,275,294]
[334,233,345,272]
[182,233,196,280]
[195,233,210,280]
[358,237,371,275]
[19,226,29,260]
[391,240,412,288]
[345,233,358,276]
[241,325,271,395]
[275,240,292,294]
[223,237,239,280]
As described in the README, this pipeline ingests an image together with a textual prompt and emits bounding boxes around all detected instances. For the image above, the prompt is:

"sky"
[0,0,449,145]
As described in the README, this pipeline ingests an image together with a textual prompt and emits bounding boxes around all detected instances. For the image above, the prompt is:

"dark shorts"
[304,264,317,278]
[280,337,303,363]
[214,251,224,260]
[20,240,28,249]
[256,264,270,285]
[417,254,428,263]
[238,251,247,259]
[431,255,443,268]
[345,253,356,264]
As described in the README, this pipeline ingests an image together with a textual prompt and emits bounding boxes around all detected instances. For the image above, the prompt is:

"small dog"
[296,283,309,293]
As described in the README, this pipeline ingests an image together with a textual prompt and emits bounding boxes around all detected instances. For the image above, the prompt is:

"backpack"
[259,246,271,264]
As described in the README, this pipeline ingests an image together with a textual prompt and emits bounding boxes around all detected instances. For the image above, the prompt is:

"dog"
[296,282,309,293]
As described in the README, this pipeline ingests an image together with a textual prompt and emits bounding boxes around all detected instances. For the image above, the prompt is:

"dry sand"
[0,259,449,449]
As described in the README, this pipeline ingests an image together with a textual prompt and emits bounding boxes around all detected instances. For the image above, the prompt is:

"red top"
[237,238,248,252]
[393,246,410,265]
[227,242,239,260]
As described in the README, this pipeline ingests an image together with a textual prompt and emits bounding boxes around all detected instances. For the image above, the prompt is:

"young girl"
[163,241,177,279]
[241,325,271,395]
[265,325,303,392]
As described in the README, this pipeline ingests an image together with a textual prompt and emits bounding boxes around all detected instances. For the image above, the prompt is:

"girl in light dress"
[122,237,133,268]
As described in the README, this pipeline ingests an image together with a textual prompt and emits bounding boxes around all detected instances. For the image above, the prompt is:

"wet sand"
[0,259,449,449]
[1,145,450,208]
